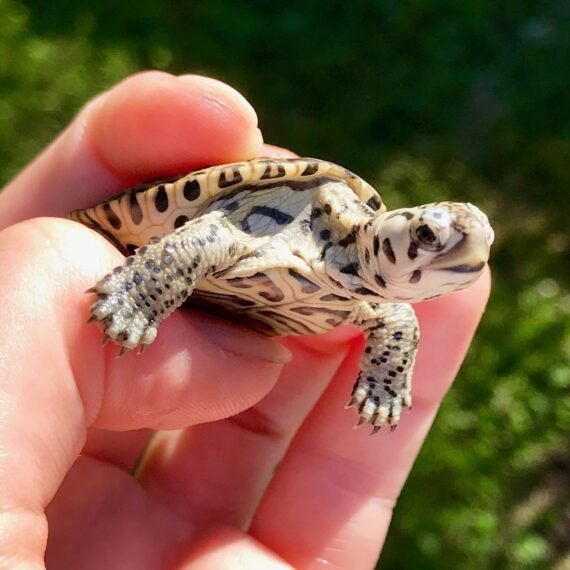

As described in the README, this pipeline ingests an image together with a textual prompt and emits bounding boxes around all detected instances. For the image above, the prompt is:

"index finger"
[0,71,263,228]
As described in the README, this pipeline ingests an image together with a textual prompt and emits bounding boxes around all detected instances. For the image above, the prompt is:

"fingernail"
[198,315,291,364]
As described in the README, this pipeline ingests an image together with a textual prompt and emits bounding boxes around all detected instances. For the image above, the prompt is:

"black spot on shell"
[301,161,319,176]
[126,245,137,256]
[355,286,376,295]
[323,204,332,215]
[183,179,201,201]
[374,274,386,288]
[175,215,189,229]
[261,163,286,179]
[320,229,331,241]
[259,291,285,303]
[320,293,348,301]
[155,185,169,213]
[330,277,344,289]
[103,203,121,230]
[219,166,243,188]
[224,297,254,307]
[288,269,320,293]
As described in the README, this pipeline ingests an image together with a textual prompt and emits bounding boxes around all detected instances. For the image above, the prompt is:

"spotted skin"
[88,212,245,349]
[70,157,493,432]
[348,303,418,430]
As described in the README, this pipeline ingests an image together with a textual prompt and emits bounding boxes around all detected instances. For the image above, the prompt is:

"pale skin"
[0,72,490,569]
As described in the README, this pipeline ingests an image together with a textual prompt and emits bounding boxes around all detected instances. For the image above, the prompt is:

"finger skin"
[138,338,352,529]
[249,271,491,569]
[0,71,264,228]
[177,527,293,570]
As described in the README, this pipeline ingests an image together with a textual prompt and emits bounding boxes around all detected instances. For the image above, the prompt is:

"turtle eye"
[414,223,442,250]
[416,225,436,245]
[409,207,452,252]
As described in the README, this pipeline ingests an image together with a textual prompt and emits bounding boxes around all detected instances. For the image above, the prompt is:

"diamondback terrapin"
[69,157,493,432]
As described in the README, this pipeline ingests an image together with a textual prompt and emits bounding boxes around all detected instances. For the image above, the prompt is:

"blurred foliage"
[1,0,569,567]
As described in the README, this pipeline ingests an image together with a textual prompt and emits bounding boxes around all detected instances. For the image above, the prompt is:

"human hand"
[0,72,490,569]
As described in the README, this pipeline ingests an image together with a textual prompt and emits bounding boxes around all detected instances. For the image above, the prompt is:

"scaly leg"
[347,302,419,433]
[88,212,245,351]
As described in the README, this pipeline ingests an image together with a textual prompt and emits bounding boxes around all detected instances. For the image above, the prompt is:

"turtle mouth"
[441,261,486,273]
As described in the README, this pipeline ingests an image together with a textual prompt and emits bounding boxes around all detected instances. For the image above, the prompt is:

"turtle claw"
[354,415,367,429]
[85,287,98,294]
[345,396,358,409]
[137,344,148,355]
[371,425,382,435]
[101,334,111,346]
[86,314,97,324]
[118,346,130,357]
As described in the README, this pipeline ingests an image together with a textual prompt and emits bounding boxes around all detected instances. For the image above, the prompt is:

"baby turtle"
[69,157,493,432]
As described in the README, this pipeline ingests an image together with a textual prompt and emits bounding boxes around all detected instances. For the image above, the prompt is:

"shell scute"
[68,157,383,252]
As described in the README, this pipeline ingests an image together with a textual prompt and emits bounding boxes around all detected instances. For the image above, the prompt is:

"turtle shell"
[68,158,385,255]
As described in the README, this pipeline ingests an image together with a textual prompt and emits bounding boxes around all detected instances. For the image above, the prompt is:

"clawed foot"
[346,374,412,435]
[86,270,159,353]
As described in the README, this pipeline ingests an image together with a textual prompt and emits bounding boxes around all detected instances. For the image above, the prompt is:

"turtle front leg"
[87,212,245,352]
[347,302,419,433]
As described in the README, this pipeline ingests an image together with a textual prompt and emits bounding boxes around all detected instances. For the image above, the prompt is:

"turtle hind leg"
[347,302,419,432]
[88,212,244,351]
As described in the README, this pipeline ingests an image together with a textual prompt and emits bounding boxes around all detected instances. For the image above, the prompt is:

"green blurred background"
[1,1,569,567]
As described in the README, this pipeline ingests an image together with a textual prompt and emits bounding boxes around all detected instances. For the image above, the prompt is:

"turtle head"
[360,202,494,301]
